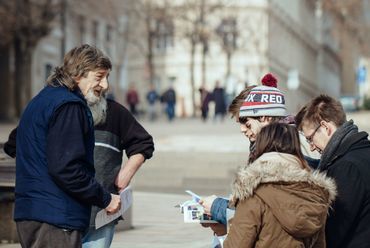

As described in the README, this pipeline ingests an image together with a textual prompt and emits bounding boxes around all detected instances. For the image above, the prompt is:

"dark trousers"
[16,220,82,248]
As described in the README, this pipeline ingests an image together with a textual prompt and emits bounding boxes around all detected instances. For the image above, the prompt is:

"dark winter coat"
[318,120,370,248]
[15,86,111,231]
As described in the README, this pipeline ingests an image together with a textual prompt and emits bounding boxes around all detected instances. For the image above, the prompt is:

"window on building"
[92,20,99,45]
[78,15,85,44]
[106,24,112,42]
[216,17,238,51]
[154,18,174,52]
[45,63,53,81]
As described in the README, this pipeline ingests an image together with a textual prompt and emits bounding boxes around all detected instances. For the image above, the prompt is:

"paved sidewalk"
[0,191,215,248]
[111,192,214,248]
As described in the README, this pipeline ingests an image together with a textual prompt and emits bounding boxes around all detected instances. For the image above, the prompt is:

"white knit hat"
[239,73,288,117]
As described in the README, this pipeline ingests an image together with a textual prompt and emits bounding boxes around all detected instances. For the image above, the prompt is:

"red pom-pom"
[261,73,277,88]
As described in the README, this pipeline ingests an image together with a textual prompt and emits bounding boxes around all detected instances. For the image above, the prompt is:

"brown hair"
[295,94,346,130]
[47,44,112,90]
[238,116,283,125]
[249,122,310,170]
[228,85,256,119]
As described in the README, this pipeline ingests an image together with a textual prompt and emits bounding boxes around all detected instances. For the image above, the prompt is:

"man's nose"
[99,77,109,90]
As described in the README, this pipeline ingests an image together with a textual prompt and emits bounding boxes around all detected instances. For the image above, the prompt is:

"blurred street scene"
[1,0,370,121]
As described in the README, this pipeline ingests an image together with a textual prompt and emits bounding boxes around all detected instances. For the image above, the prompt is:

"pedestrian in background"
[212,80,226,122]
[223,123,336,247]
[161,86,176,121]
[12,44,120,248]
[296,94,370,248]
[126,83,139,116]
[199,85,212,122]
[146,84,159,121]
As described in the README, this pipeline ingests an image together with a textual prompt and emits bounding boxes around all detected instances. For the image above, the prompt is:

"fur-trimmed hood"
[231,152,337,238]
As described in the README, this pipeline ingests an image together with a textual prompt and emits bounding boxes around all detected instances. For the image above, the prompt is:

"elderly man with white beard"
[4,44,121,248]
[5,47,154,248]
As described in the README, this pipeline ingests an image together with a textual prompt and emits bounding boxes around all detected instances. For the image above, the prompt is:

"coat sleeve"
[3,128,17,158]
[325,161,365,247]
[210,197,229,225]
[47,103,111,208]
[223,196,264,248]
[119,106,154,159]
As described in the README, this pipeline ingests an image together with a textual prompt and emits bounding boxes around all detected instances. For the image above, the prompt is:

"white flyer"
[95,186,133,229]
[176,190,217,223]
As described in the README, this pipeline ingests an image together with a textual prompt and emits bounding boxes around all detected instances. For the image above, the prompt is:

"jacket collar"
[231,152,337,204]
[320,131,369,170]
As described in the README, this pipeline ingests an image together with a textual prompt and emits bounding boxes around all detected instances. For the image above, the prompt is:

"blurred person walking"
[296,94,370,248]
[126,84,139,116]
[212,80,226,122]
[11,44,121,248]
[146,84,159,121]
[161,86,176,121]
[199,85,212,122]
[223,123,336,247]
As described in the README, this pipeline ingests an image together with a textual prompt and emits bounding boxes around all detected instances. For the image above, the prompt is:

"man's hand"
[201,223,227,236]
[199,195,217,215]
[105,194,121,214]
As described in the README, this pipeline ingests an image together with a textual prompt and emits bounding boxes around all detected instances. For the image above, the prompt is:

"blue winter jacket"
[14,85,109,231]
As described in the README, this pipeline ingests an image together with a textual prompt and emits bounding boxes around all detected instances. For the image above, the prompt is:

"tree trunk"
[14,37,32,117]
[226,51,231,78]
[60,0,67,61]
[0,45,16,121]
[147,52,154,85]
[201,43,207,87]
[147,33,155,85]
[190,40,196,117]
[145,3,155,86]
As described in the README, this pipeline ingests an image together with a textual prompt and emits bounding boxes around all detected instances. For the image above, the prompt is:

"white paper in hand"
[95,186,133,230]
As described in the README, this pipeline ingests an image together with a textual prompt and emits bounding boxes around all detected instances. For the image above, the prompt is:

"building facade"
[31,0,129,104]
[125,0,343,116]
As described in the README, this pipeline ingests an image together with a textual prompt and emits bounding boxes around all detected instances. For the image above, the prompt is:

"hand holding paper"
[178,190,217,223]
[95,186,133,229]
[105,194,121,214]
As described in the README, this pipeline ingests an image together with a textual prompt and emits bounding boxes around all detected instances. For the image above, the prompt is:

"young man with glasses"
[295,94,370,248]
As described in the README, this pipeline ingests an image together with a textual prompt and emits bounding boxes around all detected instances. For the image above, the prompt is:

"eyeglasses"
[305,125,321,144]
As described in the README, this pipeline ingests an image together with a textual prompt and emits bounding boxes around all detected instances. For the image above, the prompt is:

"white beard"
[85,89,107,126]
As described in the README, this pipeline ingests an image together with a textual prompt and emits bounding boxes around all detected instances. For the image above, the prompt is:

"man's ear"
[74,76,81,84]
[320,120,336,137]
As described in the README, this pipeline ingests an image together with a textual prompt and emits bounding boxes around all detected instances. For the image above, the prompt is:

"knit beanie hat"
[239,73,287,117]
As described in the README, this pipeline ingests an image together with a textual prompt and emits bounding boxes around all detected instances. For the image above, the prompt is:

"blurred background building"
[1,0,370,121]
